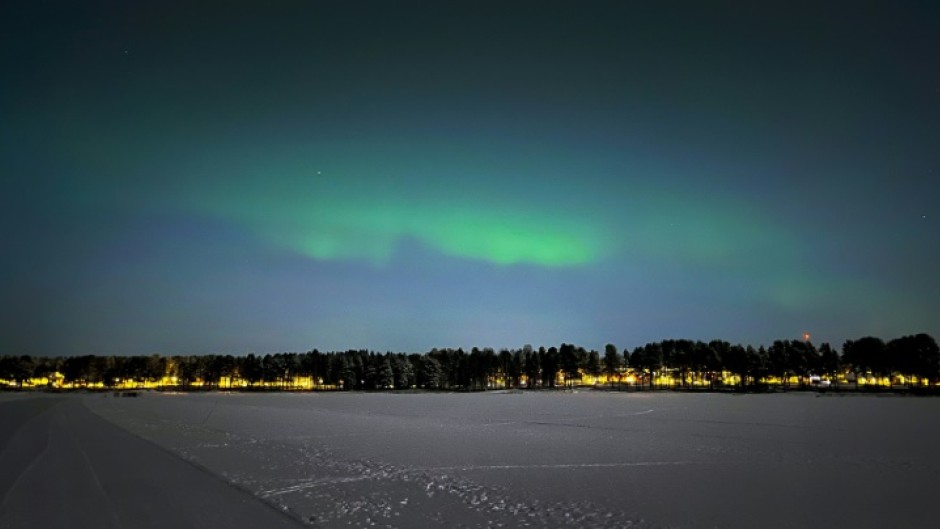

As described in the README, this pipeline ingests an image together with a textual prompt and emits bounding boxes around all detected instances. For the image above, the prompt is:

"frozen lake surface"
[0,395,304,529]
[87,391,940,528]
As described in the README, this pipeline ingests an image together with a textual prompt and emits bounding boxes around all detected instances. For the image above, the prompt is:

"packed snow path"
[0,396,305,529]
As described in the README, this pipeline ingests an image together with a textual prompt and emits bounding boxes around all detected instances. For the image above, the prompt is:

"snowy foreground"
[0,395,304,529]
[83,391,938,529]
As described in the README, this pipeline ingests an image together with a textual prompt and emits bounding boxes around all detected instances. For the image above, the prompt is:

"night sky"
[3,1,938,356]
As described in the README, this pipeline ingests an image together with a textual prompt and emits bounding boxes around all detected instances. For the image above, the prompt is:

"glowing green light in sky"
[249,200,601,266]
[184,157,603,267]
[175,144,798,275]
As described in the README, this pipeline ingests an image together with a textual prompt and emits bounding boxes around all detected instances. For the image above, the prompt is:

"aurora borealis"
[2,1,938,356]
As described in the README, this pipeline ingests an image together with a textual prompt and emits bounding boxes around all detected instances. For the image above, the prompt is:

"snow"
[87,391,940,528]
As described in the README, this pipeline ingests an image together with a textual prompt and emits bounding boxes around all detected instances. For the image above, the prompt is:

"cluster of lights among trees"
[1,334,938,392]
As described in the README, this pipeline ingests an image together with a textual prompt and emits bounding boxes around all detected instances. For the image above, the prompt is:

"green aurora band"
[176,145,798,274]
[192,180,602,267]
[211,196,601,267]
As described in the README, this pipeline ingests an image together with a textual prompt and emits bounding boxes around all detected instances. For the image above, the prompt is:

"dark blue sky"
[2,1,938,355]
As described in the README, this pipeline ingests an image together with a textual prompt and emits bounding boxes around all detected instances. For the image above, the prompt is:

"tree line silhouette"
[1,333,938,391]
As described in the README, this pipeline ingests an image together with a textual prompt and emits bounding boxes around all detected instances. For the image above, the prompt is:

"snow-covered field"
[87,391,940,528]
